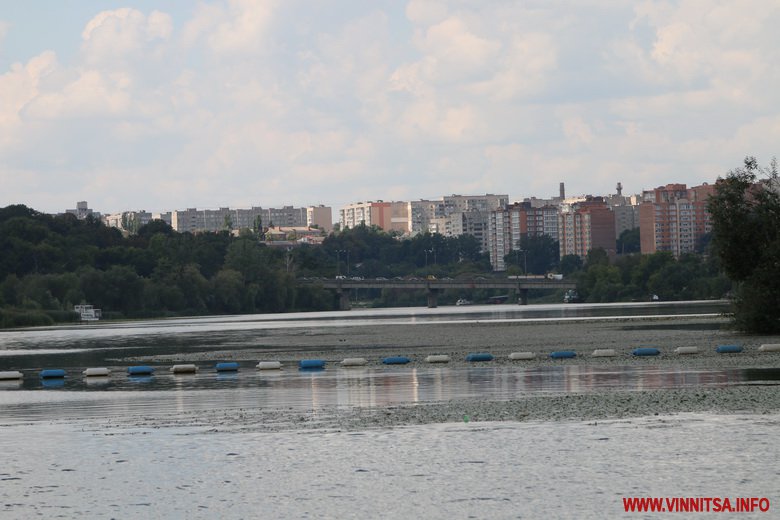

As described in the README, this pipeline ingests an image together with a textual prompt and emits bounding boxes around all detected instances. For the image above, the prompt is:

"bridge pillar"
[427,288,439,308]
[518,288,528,305]
[337,289,352,311]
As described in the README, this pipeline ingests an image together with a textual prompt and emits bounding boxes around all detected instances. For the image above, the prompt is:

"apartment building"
[306,205,333,232]
[339,201,408,233]
[639,183,714,257]
[170,205,316,233]
[64,201,99,220]
[443,194,508,213]
[558,197,616,259]
[103,210,154,233]
[407,200,445,234]
[488,202,559,271]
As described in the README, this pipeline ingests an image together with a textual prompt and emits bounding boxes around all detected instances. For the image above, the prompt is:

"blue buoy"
[382,356,410,365]
[550,351,576,359]
[716,345,743,354]
[127,366,155,375]
[215,362,239,372]
[633,347,661,356]
[299,359,326,370]
[465,353,494,362]
[39,369,66,379]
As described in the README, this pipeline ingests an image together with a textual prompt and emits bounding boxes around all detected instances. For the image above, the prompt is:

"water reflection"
[1,365,775,424]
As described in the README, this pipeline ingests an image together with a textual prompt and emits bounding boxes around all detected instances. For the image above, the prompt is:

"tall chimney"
[559,182,565,199]
[616,182,623,196]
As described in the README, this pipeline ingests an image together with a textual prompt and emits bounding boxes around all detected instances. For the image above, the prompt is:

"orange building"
[639,183,714,257]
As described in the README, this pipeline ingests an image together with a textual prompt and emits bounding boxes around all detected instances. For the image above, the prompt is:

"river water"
[1,301,777,518]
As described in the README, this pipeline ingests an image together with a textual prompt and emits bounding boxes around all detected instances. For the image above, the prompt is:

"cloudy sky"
[1,1,778,215]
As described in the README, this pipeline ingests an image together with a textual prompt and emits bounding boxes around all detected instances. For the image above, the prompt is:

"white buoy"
[0,371,23,380]
[170,364,198,373]
[591,349,616,357]
[674,346,700,355]
[257,361,282,370]
[83,367,111,377]
[759,344,780,352]
[508,352,536,360]
[341,357,368,367]
[425,354,451,363]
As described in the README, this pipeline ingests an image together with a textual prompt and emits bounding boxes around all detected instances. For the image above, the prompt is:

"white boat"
[74,304,102,321]
[456,299,472,306]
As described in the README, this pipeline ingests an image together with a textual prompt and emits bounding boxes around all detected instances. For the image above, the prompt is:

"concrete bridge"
[301,277,576,310]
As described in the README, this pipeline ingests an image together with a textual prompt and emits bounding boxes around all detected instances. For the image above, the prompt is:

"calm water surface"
[1,415,777,519]
[3,301,776,518]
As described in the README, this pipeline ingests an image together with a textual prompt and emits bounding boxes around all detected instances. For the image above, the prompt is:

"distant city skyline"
[2,1,778,214]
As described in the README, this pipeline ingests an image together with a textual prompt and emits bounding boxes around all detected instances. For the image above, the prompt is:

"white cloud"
[182,0,276,54]
[1,0,779,214]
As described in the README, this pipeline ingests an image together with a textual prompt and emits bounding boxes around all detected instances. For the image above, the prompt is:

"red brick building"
[558,197,616,259]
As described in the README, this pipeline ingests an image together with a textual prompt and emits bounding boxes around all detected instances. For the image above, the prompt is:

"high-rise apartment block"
[407,200,445,234]
[639,183,714,257]
[488,202,559,271]
[558,197,616,259]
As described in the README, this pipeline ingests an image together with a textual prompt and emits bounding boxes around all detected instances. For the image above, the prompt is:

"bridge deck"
[305,278,577,290]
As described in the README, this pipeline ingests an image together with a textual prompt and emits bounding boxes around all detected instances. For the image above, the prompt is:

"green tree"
[504,235,560,274]
[708,156,780,332]
[617,228,640,254]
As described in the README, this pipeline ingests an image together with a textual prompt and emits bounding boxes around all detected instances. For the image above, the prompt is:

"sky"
[1,0,779,215]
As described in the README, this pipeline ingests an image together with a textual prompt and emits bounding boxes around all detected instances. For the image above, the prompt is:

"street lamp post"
[336,249,346,277]
[514,243,527,275]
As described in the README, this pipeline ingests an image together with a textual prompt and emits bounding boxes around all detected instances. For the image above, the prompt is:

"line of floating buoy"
[7,342,778,384]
